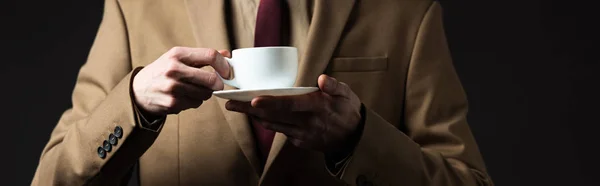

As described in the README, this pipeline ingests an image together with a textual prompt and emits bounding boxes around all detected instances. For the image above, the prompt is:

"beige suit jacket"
[32,0,494,185]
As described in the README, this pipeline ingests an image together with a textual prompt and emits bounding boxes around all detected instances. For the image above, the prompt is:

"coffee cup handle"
[218,58,240,88]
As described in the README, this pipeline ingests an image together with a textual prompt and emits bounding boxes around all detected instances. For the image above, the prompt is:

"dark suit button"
[114,126,123,138]
[356,175,372,186]
[102,140,112,152]
[97,147,106,159]
[109,133,118,146]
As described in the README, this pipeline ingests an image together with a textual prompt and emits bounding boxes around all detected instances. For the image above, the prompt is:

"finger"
[288,138,312,149]
[218,50,231,58]
[226,100,268,118]
[162,80,213,101]
[225,100,251,111]
[251,116,303,138]
[227,100,310,126]
[165,64,224,90]
[155,94,202,114]
[180,95,204,109]
[251,93,326,112]
[171,96,203,114]
[167,47,231,79]
[318,74,351,97]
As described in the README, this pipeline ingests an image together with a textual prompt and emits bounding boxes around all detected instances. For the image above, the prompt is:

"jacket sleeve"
[331,2,494,186]
[31,0,164,185]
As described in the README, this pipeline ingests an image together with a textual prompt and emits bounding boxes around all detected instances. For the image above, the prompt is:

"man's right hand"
[132,47,232,116]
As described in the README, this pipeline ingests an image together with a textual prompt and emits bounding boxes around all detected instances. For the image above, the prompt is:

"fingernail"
[250,99,258,108]
[225,101,235,110]
[251,98,265,108]
[325,77,336,90]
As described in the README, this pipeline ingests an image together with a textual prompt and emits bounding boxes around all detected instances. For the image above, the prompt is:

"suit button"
[97,147,106,159]
[109,133,118,146]
[114,126,123,138]
[356,175,372,186]
[102,140,112,152]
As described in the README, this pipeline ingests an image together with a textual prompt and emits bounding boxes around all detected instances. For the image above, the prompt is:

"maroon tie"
[252,0,282,167]
[255,0,282,47]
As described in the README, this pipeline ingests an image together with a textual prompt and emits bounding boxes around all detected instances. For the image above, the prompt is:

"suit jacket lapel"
[184,0,261,176]
[260,0,356,184]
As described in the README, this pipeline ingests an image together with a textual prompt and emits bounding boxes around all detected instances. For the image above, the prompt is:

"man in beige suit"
[32,0,494,185]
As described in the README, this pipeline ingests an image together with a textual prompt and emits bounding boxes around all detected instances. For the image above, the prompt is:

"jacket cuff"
[332,107,425,186]
[88,68,164,184]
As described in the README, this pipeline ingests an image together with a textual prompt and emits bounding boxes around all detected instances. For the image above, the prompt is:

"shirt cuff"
[132,101,165,131]
[325,150,354,176]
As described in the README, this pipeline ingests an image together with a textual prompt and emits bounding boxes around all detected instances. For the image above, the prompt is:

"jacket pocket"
[328,56,388,72]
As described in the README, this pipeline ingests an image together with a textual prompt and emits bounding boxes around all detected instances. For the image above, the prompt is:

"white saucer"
[213,87,320,102]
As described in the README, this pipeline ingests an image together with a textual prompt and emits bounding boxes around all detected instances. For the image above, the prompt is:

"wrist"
[130,67,166,130]
[326,103,367,160]
[324,103,366,175]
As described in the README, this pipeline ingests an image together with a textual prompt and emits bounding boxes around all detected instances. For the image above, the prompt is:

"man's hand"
[133,47,232,116]
[225,75,363,153]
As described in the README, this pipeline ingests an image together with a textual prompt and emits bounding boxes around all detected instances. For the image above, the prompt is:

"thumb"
[318,74,350,97]
[218,50,232,58]
[217,50,233,79]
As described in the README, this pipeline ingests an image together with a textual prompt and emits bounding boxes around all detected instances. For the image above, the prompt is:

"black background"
[2,0,598,185]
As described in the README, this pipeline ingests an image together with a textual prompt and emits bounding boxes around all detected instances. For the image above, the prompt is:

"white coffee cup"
[219,47,298,90]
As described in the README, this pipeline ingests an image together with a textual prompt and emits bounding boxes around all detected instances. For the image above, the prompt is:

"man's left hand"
[225,74,362,154]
